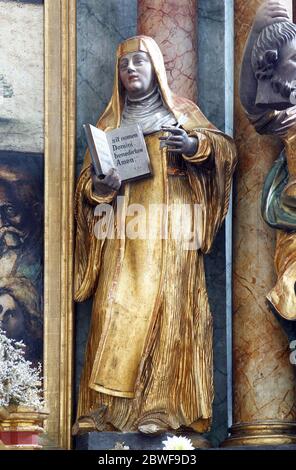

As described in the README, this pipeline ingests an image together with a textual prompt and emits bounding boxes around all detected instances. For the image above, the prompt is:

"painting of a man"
[0,277,42,365]
[0,154,43,363]
[0,159,43,283]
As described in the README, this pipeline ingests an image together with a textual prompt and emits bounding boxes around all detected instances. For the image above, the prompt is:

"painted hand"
[252,1,290,34]
[159,126,198,157]
[92,167,121,194]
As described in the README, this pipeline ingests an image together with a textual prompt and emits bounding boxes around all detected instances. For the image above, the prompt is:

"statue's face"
[254,37,296,109]
[119,51,155,98]
[276,38,296,84]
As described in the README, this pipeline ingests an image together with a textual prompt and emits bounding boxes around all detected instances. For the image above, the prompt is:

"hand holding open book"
[92,168,121,195]
[84,123,152,185]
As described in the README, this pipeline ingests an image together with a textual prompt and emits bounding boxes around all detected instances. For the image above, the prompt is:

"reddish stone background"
[137,0,197,102]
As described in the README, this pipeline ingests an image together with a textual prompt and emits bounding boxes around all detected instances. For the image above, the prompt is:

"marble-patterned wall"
[75,0,138,403]
[137,0,197,102]
[198,0,228,447]
[198,0,225,130]
[76,0,138,167]
[76,0,228,447]
[232,0,296,432]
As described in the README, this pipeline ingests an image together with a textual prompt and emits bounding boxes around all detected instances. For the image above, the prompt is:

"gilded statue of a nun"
[74,36,237,435]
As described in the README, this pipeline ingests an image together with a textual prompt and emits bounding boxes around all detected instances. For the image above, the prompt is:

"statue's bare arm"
[240,0,290,114]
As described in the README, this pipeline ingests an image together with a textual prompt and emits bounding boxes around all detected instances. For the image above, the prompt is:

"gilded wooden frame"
[43,0,76,449]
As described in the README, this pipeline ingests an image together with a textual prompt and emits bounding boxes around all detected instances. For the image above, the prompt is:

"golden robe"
[249,107,296,320]
[74,36,237,433]
[267,128,296,320]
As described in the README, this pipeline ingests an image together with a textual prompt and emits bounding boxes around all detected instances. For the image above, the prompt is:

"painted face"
[276,38,296,84]
[0,293,25,340]
[119,51,155,99]
[0,184,33,252]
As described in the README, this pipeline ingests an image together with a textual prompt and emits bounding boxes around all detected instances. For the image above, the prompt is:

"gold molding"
[44,0,76,449]
[221,421,296,447]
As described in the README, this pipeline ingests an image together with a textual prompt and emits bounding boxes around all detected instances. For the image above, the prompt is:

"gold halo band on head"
[117,37,149,58]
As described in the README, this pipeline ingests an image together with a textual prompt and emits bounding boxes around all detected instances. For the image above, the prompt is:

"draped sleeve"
[183,128,237,253]
[74,152,117,302]
[245,106,296,138]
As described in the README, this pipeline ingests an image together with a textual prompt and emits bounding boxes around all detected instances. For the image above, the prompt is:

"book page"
[89,124,114,175]
[107,124,151,181]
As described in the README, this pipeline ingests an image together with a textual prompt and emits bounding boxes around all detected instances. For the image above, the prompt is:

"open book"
[83,123,152,182]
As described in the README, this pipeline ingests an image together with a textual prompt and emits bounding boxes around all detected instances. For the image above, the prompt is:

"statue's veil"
[97,35,213,133]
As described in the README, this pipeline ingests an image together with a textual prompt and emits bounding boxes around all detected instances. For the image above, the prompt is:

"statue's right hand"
[252,1,290,34]
[92,168,121,194]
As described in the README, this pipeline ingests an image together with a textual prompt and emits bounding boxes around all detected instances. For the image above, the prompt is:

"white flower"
[0,329,44,410]
[162,435,194,450]
[113,442,130,450]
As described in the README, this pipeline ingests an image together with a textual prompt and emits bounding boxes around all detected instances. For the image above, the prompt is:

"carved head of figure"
[252,21,296,110]
[110,36,178,134]
[119,51,156,99]
[97,36,211,133]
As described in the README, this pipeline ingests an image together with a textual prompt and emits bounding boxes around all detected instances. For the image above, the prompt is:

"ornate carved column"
[137,0,197,102]
[223,0,296,447]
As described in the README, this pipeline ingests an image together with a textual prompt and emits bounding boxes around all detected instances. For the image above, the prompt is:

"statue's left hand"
[159,126,198,157]
[252,1,290,34]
